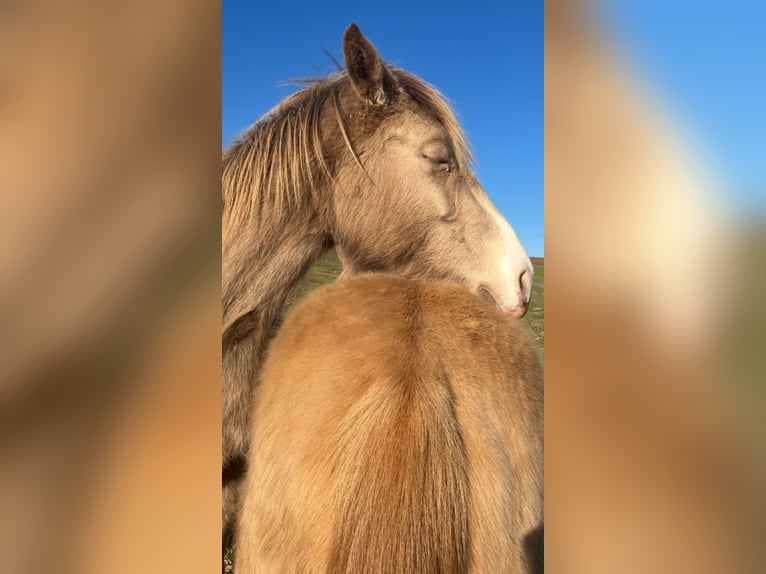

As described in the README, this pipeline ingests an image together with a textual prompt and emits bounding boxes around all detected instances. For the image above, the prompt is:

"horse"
[237,274,544,573]
[222,23,534,544]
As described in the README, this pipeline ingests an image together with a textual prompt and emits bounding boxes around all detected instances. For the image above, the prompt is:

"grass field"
[282,249,544,354]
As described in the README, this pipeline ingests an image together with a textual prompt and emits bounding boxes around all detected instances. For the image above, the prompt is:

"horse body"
[237,274,544,573]
[222,23,534,543]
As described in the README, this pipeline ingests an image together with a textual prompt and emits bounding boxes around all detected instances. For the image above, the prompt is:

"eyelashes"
[421,153,453,173]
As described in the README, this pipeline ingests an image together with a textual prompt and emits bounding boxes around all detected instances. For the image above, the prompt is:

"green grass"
[283,250,344,311]
[522,266,544,354]
[282,250,544,355]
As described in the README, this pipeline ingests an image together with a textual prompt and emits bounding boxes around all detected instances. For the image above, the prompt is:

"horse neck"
[221,213,329,467]
[221,88,352,362]
[222,213,329,346]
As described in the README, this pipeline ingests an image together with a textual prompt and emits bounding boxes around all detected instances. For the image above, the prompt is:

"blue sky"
[600,0,765,211]
[223,0,544,256]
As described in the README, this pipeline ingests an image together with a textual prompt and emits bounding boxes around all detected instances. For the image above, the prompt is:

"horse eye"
[421,153,452,173]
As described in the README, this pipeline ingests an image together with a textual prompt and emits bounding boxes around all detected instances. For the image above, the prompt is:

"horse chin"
[505,303,529,319]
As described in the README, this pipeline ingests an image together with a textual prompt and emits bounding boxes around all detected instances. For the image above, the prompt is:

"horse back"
[237,274,543,573]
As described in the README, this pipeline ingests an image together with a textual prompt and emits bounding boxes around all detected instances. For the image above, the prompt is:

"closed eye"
[421,153,452,173]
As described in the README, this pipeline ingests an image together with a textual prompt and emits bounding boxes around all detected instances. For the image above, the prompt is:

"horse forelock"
[221,68,473,233]
[392,69,474,170]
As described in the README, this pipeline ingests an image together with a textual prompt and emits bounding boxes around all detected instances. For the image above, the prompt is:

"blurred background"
[0,0,763,573]
[0,1,220,572]
[546,0,765,572]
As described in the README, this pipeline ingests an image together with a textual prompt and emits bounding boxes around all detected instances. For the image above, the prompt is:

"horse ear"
[343,23,396,105]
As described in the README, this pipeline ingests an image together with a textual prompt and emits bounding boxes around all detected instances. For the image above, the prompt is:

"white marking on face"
[483,199,534,315]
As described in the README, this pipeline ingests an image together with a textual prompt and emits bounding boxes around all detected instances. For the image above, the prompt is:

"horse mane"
[221,68,474,231]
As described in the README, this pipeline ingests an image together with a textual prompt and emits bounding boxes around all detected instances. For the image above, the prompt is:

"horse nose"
[520,268,533,305]
[501,267,533,318]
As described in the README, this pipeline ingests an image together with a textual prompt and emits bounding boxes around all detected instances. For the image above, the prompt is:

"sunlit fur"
[237,274,543,573]
[221,23,532,544]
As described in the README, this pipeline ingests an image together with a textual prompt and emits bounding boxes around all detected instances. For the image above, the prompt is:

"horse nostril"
[519,269,533,304]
